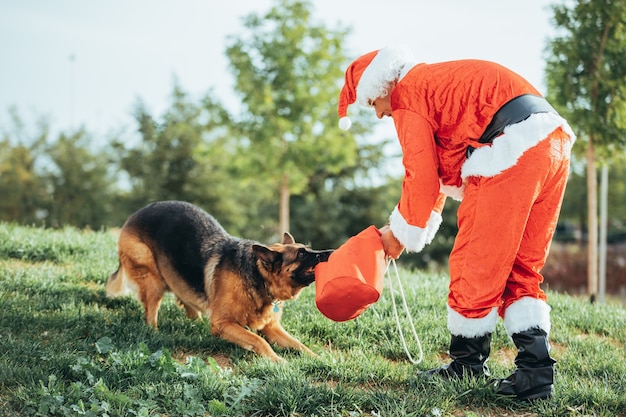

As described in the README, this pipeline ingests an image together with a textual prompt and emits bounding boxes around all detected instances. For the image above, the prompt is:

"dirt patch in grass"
[211,353,233,368]
[491,346,517,364]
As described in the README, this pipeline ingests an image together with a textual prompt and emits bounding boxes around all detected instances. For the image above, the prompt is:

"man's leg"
[437,129,570,381]
[496,129,571,399]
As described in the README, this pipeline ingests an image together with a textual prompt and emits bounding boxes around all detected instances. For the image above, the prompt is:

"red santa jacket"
[388,60,574,252]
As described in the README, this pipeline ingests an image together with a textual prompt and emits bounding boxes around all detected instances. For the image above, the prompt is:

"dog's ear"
[252,244,281,270]
[282,232,295,245]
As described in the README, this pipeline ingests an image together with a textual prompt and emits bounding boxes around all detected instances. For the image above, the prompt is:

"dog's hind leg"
[116,231,167,328]
[176,297,203,320]
[137,274,167,328]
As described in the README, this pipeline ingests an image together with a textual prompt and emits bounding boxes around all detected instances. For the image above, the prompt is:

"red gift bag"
[314,225,386,322]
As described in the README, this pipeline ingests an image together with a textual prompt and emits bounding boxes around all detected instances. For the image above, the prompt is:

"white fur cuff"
[447,305,498,338]
[440,180,464,201]
[389,205,442,253]
[503,297,552,336]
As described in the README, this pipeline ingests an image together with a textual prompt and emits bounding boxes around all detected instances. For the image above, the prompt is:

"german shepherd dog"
[106,201,332,362]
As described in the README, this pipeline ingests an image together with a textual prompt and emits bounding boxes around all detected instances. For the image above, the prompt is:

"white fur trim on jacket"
[504,297,552,337]
[447,305,498,338]
[461,112,576,179]
[440,179,465,201]
[389,205,442,253]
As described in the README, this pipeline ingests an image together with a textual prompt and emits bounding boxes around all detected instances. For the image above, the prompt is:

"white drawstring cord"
[385,259,423,365]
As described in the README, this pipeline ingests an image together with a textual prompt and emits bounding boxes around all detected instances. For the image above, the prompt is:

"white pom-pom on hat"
[337,50,379,131]
[338,117,352,130]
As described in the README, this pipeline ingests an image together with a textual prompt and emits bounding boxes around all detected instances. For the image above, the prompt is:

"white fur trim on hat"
[504,297,552,336]
[388,205,442,253]
[447,305,498,338]
[356,46,417,107]
[461,112,576,179]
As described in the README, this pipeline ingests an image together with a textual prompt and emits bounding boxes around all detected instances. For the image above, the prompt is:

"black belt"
[466,94,558,156]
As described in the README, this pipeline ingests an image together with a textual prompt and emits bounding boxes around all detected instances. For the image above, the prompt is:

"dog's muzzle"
[315,249,333,263]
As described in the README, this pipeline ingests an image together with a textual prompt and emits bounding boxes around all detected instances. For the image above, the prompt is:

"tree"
[225,0,365,238]
[558,161,626,242]
[290,140,393,248]
[116,86,209,206]
[557,158,588,241]
[112,83,270,236]
[545,0,626,297]
[0,109,48,224]
[43,129,115,228]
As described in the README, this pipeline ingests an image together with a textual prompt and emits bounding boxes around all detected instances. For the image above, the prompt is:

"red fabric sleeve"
[433,192,447,214]
[393,109,441,228]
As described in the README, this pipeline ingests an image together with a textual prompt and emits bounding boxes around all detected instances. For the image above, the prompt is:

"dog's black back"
[125,201,229,292]
[124,201,269,294]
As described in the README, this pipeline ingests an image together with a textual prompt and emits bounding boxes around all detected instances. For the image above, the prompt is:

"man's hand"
[379,225,405,259]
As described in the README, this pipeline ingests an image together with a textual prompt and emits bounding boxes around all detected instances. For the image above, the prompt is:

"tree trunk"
[598,164,608,304]
[279,174,290,235]
[586,140,598,299]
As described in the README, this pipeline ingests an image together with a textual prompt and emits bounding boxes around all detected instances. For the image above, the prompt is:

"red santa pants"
[448,127,572,330]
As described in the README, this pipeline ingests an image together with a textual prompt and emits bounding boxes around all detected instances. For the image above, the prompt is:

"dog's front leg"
[212,321,284,362]
[261,323,316,357]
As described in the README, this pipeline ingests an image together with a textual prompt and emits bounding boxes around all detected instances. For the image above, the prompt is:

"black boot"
[427,333,491,379]
[494,327,556,400]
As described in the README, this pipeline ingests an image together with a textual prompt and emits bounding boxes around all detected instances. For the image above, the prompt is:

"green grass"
[0,222,625,417]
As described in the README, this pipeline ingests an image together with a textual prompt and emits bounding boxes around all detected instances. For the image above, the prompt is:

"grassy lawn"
[0,222,624,416]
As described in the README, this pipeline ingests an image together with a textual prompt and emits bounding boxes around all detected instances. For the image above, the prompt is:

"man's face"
[369,93,393,119]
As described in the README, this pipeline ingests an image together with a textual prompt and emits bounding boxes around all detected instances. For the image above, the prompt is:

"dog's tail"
[105,265,128,298]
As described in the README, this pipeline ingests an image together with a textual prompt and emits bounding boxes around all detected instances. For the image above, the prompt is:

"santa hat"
[338,46,416,130]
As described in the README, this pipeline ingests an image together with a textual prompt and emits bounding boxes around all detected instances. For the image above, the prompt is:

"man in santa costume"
[337,46,575,401]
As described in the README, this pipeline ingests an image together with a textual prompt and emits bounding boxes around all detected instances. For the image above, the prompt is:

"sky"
[0,0,558,140]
